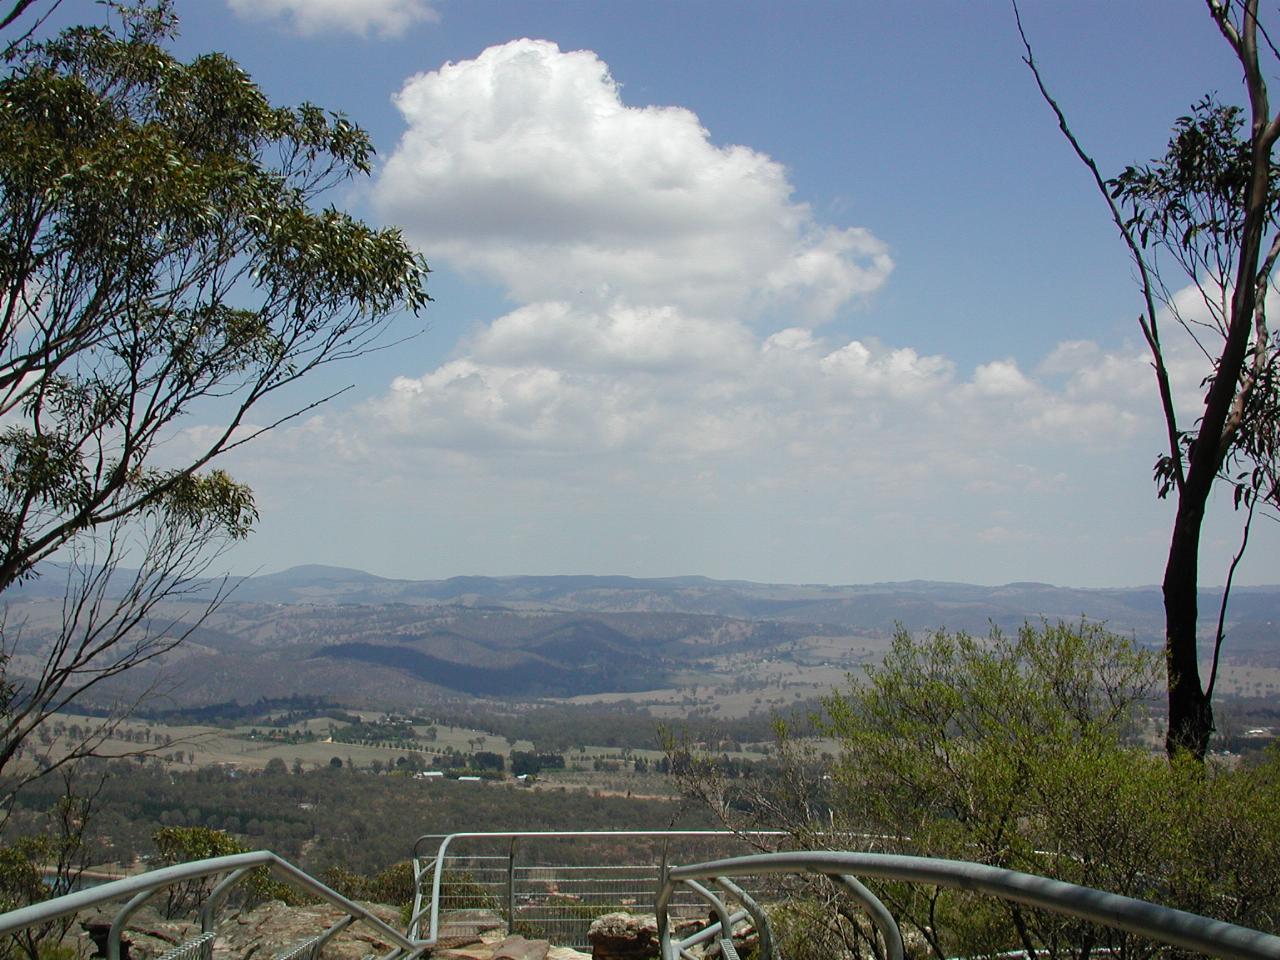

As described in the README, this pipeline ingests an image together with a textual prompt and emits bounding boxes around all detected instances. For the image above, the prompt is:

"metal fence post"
[506,837,518,933]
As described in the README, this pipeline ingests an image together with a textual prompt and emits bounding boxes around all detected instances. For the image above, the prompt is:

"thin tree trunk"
[1163,502,1212,759]
[1159,0,1278,759]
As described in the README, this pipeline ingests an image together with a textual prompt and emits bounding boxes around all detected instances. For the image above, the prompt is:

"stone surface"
[587,912,659,960]
[435,926,589,960]
[491,933,552,960]
[438,907,507,940]
[79,906,195,960]
[76,899,407,960]
[213,899,404,960]
[69,897,591,960]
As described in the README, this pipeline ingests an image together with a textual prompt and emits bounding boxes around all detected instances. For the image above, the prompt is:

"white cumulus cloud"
[202,41,1262,587]
[373,39,892,321]
[225,0,438,37]
[343,301,1152,475]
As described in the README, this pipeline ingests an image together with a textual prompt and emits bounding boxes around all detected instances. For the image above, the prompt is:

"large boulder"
[434,927,588,960]
[491,934,552,960]
[587,913,659,960]
[213,899,404,960]
[79,906,194,960]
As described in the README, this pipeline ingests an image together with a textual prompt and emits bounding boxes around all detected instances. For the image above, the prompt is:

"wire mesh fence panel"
[418,833,790,950]
[435,855,510,942]
[512,864,661,948]
[272,933,323,960]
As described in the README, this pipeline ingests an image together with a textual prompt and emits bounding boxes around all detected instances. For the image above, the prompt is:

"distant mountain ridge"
[7,564,1279,708]
[12,562,1280,639]
[208,565,1280,639]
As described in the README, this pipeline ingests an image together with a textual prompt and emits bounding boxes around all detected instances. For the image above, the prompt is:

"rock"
[78,906,195,960]
[69,899,589,960]
[212,899,404,960]
[587,913,659,960]
[82,920,131,960]
[439,907,507,940]
[491,934,551,960]
[434,926,588,960]
[671,916,707,941]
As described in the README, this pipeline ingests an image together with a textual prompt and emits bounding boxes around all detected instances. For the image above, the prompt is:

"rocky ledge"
[73,901,595,960]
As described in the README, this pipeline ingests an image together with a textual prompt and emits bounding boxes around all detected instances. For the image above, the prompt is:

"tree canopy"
[0,0,429,791]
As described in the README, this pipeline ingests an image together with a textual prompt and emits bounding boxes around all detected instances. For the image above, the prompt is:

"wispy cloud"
[225,0,438,38]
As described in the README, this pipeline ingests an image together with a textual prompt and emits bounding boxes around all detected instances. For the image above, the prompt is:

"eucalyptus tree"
[1019,0,1280,758]
[0,1,429,790]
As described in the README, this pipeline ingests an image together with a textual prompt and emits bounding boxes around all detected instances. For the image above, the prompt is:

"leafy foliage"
[1110,97,1280,511]
[679,622,1280,959]
[0,772,94,960]
[153,825,309,918]
[0,0,427,794]
[1111,98,1276,254]
[820,623,1280,959]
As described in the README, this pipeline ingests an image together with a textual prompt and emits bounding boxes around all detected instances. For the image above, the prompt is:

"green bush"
[715,622,1280,960]
[830,624,1280,958]
[438,868,498,911]
[368,860,416,907]
[319,864,369,901]
[152,826,311,918]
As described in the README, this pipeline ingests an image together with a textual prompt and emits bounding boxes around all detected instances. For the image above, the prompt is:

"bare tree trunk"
[1163,505,1212,759]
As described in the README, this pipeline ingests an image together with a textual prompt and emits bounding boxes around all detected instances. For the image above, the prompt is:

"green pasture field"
[31,713,535,773]
[1211,662,1280,699]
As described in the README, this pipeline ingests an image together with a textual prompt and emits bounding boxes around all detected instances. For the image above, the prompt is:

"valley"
[9,565,1280,723]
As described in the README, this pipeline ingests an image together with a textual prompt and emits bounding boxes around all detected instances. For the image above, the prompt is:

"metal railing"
[1,836,1278,960]
[657,850,1280,960]
[410,830,785,950]
[0,850,422,960]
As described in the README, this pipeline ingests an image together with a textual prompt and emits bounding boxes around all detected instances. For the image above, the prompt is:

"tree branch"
[1013,1,1186,493]
[1206,494,1255,703]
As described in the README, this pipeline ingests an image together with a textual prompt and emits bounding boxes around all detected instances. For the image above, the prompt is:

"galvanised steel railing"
[410,830,786,950]
[0,849,423,960]
[656,850,1280,960]
[2,837,1279,959]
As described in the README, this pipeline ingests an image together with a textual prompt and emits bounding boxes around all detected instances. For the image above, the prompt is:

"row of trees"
[3,757,713,878]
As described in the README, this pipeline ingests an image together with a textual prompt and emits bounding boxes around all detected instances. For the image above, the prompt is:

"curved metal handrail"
[0,849,423,959]
[656,851,1280,960]
[11,838,1266,960]
[410,829,784,862]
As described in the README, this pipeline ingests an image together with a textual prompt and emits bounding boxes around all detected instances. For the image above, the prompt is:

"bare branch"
[1013,1,1187,494]
[1206,495,1255,702]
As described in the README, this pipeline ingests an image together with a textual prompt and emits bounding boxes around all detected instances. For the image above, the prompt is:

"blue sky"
[130,0,1278,587]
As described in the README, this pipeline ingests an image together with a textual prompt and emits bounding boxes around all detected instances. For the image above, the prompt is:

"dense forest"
[3,760,719,877]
